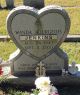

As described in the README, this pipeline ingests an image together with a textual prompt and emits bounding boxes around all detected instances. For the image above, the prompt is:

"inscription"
[15,29,59,50]
[24,46,54,49]
[45,63,64,70]
[15,63,36,71]
[22,39,56,49]
[20,35,57,40]
[15,62,64,71]
[15,29,61,35]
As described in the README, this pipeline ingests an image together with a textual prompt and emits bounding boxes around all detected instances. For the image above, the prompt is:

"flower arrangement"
[0,64,59,95]
[31,77,59,95]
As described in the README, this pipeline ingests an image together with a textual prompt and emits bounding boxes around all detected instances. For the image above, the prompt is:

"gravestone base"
[7,74,80,86]
[9,48,68,77]
[6,64,80,86]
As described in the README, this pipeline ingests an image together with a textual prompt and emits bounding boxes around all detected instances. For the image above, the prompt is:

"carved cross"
[35,62,46,77]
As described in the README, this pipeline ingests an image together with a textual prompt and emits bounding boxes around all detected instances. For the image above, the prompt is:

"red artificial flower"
[0,68,3,75]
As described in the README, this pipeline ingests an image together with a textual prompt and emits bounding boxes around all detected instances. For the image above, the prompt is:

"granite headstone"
[7,5,70,77]
[23,0,44,9]
[6,0,14,8]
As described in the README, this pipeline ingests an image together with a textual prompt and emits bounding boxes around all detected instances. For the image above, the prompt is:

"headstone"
[5,0,14,8]
[0,3,1,8]
[6,5,70,82]
[23,0,44,9]
[0,58,2,64]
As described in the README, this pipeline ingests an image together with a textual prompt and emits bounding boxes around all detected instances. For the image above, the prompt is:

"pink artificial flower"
[50,92,59,95]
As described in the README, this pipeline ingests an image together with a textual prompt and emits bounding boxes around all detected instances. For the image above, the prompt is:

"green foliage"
[8,90,29,95]
[31,89,39,95]
[0,76,8,83]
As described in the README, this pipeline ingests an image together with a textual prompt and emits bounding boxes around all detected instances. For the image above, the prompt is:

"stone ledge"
[6,74,80,86]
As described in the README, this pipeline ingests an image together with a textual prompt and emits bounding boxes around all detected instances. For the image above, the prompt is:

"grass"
[1,0,80,7]
[1,0,23,7]
[66,8,80,34]
[45,0,80,6]
[0,9,10,35]
[61,42,80,64]
[0,42,80,64]
[0,41,16,60]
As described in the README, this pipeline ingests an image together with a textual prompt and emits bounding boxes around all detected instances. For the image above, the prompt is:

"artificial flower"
[35,77,51,90]
[50,85,58,93]
[33,77,59,95]
[38,90,49,95]
[50,92,59,95]
[30,94,35,95]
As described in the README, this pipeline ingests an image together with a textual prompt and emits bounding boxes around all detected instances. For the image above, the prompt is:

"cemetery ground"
[0,0,80,95]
